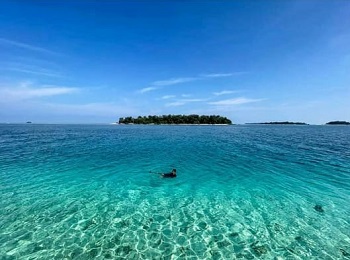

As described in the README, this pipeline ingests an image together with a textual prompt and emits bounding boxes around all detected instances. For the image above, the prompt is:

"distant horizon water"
[1,124,349,259]
[1,122,350,126]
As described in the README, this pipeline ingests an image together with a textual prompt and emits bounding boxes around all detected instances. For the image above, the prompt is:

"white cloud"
[213,90,239,96]
[43,102,135,116]
[0,83,78,101]
[180,98,206,102]
[161,95,176,99]
[151,73,235,87]
[202,73,233,78]
[138,87,158,93]
[165,101,186,107]
[139,72,244,94]
[152,77,197,86]
[6,67,62,78]
[0,99,138,123]
[201,72,247,78]
[0,37,60,55]
[209,97,264,106]
[165,98,207,107]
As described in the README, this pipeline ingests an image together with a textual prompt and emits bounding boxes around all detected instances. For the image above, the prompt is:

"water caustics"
[0,124,349,259]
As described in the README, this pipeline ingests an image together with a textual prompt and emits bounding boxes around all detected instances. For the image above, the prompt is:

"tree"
[118,115,232,125]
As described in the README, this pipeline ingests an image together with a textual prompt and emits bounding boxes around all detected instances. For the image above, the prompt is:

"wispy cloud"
[152,77,197,86]
[0,99,138,123]
[202,73,233,78]
[180,98,207,102]
[165,101,186,107]
[213,90,239,96]
[153,73,235,86]
[209,97,264,106]
[161,95,176,99]
[138,78,196,94]
[165,98,207,107]
[43,102,136,116]
[138,72,242,94]
[0,37,60,56]
[0,83,78,101]
[5,67,62,78]
[138,87,158,93]
[202,72,247,78]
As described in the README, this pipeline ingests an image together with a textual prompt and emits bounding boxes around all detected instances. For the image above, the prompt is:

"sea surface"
[0,124,349,259]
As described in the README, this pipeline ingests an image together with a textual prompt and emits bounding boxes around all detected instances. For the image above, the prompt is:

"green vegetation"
[118,114,232,125]
[326,121,350,125]
[247,121,308,125]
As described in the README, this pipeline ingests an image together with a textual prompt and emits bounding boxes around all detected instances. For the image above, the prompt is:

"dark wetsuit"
[162,172,176,178]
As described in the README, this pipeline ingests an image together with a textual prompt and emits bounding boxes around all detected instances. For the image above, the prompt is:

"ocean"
[0,124,349,259]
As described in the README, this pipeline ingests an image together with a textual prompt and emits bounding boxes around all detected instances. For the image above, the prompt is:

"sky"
[0,0,349,124]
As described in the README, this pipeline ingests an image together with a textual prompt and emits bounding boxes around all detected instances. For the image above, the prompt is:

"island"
[326,121,350,125]
[246,121,308,125]
[118,114,232,125]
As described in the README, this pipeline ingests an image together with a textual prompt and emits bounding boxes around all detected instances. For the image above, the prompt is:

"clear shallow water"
[0,124,349,259]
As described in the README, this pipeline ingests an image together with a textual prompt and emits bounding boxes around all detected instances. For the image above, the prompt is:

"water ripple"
[1,124,350,259]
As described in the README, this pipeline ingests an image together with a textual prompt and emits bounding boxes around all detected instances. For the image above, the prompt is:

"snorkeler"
[149,168,177,178]
[161,168,177,178]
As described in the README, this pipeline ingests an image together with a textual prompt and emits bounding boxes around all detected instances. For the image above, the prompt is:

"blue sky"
[0,1,349,124]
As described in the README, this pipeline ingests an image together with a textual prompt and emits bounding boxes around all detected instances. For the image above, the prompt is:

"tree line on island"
[247,121,308,125]
[247,121,350,125]
[118,114,232,125]
[326,121,350,125]
[117,116,350,125]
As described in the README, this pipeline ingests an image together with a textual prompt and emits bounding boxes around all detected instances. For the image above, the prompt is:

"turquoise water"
[1,124,349,259]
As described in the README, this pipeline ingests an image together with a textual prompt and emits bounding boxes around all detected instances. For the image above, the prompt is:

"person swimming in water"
[161,168,177,178]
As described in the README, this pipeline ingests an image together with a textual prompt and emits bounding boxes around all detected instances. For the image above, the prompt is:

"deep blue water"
[0,124,349,259]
